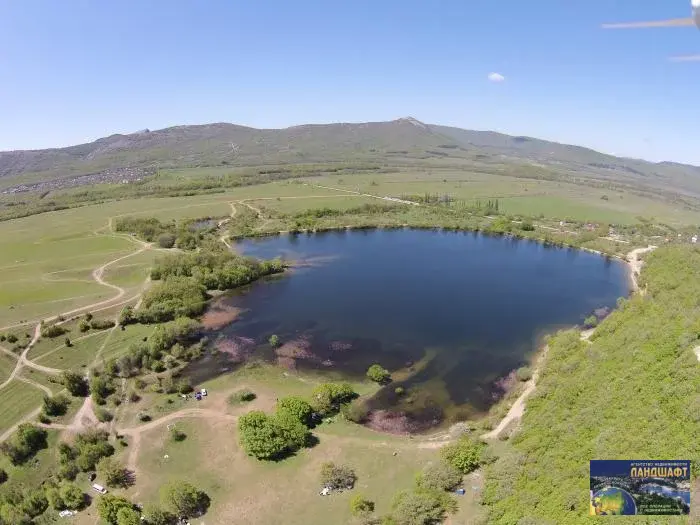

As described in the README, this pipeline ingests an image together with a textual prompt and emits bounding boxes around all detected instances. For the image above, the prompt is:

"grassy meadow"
[0,165,698,525]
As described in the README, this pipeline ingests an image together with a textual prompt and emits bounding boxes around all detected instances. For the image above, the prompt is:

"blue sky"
[1,0,699,164]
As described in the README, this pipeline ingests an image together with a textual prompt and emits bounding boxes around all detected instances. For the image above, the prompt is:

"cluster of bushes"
[95,481,210,524]
[238,400,313,460]
[119,251,283,325]
[114,216,215,250]
[40,323,67,338]
[239,384,357,461]
[57,429,115,479]
[106,317,203,379]
[0,479,87,523]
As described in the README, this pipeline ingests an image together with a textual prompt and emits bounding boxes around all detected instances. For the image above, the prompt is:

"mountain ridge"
[1,117,699,198]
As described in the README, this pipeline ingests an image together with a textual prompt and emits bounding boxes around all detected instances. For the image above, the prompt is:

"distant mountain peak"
[396,116,427,129]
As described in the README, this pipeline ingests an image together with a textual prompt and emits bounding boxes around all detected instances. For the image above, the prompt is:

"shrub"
[6,334,17,343]
[415,461,463,491]
[43,394,70,416]
[440,436,484,474]
[515,367,532,382]
[350,494,375,516]
[90,319,116,330]
[170,428,187,442]
[268,334,280,347]
[41,324,67,338]
[138,413,151,422]
[366,364,391,384]
[390,490,457,525]
[311,382,357,415]
[157,233,177,249]
[62,371,89,397]
[320,462,357,490]
[79,320,91,332]
[0,469,6,484]
[228,389,256,404]
[583,315,598,329]
[95,407,113,422]
[341,399,370,423]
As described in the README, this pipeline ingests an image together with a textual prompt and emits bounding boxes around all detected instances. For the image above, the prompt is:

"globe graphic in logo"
[592,487,637,515]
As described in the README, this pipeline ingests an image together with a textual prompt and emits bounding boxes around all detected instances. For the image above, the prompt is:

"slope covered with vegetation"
[483,245,700,523]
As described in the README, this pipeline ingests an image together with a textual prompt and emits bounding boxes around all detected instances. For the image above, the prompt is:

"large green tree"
[276,396,314,426]
[238,411,293,460]
[160,480,209,518]
[97,495,135,525]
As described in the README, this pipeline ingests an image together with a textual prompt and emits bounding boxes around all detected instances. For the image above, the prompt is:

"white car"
[200,388,207,397]
[58,510,77,517]
[91,483,107,494]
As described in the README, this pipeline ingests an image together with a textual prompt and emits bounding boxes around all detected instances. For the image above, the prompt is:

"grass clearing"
[99,323,154,362]
[18,367,63,395]
[0,350,17,383]
[0,379,45,435]
[35,330,111,371]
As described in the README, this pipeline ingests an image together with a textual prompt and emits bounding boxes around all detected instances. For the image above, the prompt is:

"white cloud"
[488,72,505,83]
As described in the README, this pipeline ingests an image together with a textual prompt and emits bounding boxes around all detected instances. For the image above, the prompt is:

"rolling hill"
[2,117,700,199]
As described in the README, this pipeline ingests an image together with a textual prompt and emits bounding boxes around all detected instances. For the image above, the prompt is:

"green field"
[0,351,17,383]
[0,379,45,435]
[35,330,111,371]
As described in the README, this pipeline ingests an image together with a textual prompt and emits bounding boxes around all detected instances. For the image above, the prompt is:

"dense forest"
[483,245,700,523]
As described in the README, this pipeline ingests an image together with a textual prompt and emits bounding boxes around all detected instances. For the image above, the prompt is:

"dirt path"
[627,245,657,292]
[482,245,655,441]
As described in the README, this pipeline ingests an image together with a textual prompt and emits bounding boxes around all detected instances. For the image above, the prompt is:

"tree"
[1,424,48,465]
[390,490,456,525]
[584,315,598,329]
[62,371,89,397]
[157,233,177,249]
[142,505,176,525]
[350,494,375,516]
[276,396,314,426]
[160,480,210,518]
[320,462,357,490]
[97,495,135,525]
[43,394,70,416]
[0,504,30,525]
[440,436,483,474]
[238,411,294,460]
[6,334,18,344]
[274,410,311,449]
[311,383,357,415]
[0,469,6,484]
[268,334,280,347]
[20,489,48,517]
[97,457,131,488]
[60,484,86,510]
[366,364,391,384]
[516,366,532,382]
[415,462,462,492]
[117,507,142,525]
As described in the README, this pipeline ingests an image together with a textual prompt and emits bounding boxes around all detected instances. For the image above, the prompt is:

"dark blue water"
[216,229,629,429]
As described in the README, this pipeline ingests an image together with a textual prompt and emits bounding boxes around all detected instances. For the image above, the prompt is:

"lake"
[207,229,630,431]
